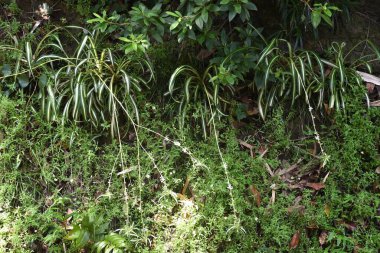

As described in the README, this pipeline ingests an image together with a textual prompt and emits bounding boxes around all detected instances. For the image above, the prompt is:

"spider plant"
[0,26,153,137]
[168,65,234,138]
[255,38,379,119]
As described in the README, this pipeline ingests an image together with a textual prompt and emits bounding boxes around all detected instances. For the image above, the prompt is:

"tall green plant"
[254,39,379,119]
[168,65,234,138]
[0,27,154,136]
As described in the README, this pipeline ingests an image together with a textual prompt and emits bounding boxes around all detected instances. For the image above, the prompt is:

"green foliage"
[94,233,132,253]
[85,0,259,64]
[87,10,123,33]
[254,39,379,118]
[277,0,351,46]
[1,1,380,252]
[3,0,21,16]
[311,3,341,29]
[66,213,109,249]
[119,34,150,54]
[66,212,132,252]
[63,0,125,17]
[168,65,234,137]
[0,27,153,136]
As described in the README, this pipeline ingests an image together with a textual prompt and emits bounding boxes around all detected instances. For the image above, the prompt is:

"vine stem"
[297,69,329,167]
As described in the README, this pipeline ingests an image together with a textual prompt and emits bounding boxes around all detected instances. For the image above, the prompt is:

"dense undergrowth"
[0,89,379,252]
[0,0,379,252]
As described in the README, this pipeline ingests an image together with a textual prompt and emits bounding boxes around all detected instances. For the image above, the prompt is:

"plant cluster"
[1,27,153,136]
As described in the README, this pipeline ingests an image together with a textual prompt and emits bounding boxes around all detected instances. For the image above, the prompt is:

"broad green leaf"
[234,4,242,14]
[321,13,333,27]
[236,103,247,121]
[324,8,332,17]
[17,74,29,88]
[39,73,48,87]
[166,11,180,17]
[245,2,257,11]
[201,9,209,23]
[311,11,322,29]
[195,17,204,29]
[1,64,11,77]
[170,21,180,31]
[228,11,237,21]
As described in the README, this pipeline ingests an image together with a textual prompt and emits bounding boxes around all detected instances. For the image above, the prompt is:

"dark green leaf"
[228,11,237,21]
[1,64,11,77]
[311,11,322,29]
[245,2,257,11]
[17,74,29,88]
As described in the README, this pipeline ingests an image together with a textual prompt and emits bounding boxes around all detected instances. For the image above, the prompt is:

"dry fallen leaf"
[357,71,380,86]
[366,82,376,93]
[376,167,380,174]
[128,132,136,141]
[117,166,136,176]
[247,106,259,116]
[238,139,254,157]
[306,182,325,191]
[249,185,261,207]
[324,204,331,217]
[306,223,319,230]
[287,205,305,215]
[258,146,268,157]
[238,139,253,149]
[354,245,362,253]
[324,68,332,77]
[181,177,190,195]
[289,230,301,249]
[63,209,74,230]
[276,159,303,176]
[177,193,188,200]
[288,181,306,189]
[324,103,333,115]
[339,221,357,231]
[312,142,318,156]
[369,100,380,107]
[232,120,246,128]
[319,231,328,246]
[270,184,276,204]
[196,48,216,61]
